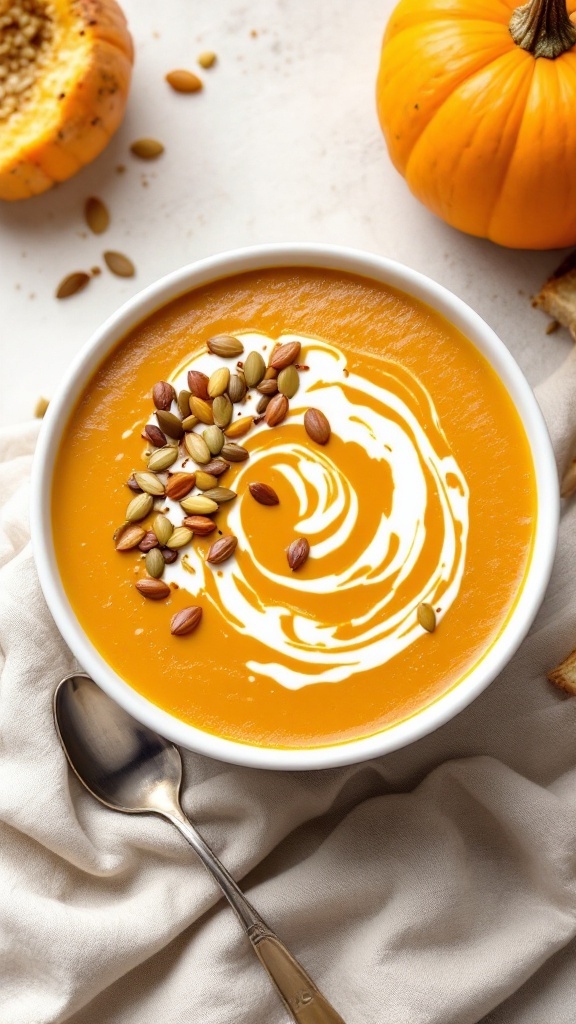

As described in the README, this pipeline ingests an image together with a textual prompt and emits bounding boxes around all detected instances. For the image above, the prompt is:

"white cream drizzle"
[156,332,469,690]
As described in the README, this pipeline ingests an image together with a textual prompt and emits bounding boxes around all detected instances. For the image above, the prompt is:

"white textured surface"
[0,0,571,425]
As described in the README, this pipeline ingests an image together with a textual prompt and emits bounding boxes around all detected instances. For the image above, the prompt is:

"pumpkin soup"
[52,267,536,748]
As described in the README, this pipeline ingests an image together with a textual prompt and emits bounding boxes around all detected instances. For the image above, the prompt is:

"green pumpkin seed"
[156,410,184,439]
[228,374,247,403]
[277,365,299,398]
[180,495,219,515]
[207,334,244,358]
[221,442,249,462]
[147,446,179,472]
[178,390,192,418]
[145,548,165,578]
[134,472,166,496]
[212,393,233,428]
[203,424,225,456]
[243,351,266,388]
[153,514,173,546]
[166,526,193,549]
[185,432,211,464]
[126,492,153,522]
[417,602,436,633]
[103,251,135,278]
[202,487,237,503]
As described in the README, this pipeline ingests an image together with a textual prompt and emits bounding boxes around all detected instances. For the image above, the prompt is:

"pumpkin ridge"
[404,49,534,236]
[487,53,576,246]
[377,22,514,173]
[400,43,525,175]
[485,62,538,239]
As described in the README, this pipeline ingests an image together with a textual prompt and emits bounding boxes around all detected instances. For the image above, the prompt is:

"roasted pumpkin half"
[0,0,133,200]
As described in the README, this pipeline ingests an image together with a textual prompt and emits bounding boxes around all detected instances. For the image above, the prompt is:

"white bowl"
[31,244,559,770]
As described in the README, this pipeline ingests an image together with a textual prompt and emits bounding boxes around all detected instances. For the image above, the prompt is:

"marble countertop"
[0,0,570,427]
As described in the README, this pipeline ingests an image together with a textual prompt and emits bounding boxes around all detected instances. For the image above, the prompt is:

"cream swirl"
[167,333,469,690]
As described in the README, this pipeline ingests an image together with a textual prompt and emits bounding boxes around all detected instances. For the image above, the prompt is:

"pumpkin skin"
[0,0,133,201]
[376,0,576,249]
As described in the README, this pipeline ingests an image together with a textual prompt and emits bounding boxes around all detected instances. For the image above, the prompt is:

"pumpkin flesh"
[0,0,133,200]
[377,0,576,248]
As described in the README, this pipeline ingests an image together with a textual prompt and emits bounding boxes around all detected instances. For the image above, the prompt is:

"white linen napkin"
[2,350,576,1024]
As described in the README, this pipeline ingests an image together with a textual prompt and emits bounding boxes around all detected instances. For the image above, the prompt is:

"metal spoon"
[54,673,345,1023]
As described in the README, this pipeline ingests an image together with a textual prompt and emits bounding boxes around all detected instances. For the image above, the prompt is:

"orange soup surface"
[52,268,536,749]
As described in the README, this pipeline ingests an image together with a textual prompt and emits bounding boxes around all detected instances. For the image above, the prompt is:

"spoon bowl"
[54,672,183,815]
[54,673,346,1024]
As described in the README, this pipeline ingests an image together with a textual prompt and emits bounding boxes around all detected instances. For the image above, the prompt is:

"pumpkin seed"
[187,370,210,399]
[134,472,165,496]
[185,432,211,464]
[207,334,244,358]
[156,410,184,439]
[143,425,168,450]
[206,535,238,564]
[165,526,193,549]
[277,365,299,398]
[178,389,192,417]
[145,548,165,579]
[166,69,203,92]
[228,374,247,403]
[152,381,175,410]
[207,366,230,397]
[126,492,153,522]
[181,414,199,431]
[171,605,203,635]
[224,416,253,439]
[130,138,164,159]
[153,514,174,546]
[115,523,146,551]
[190,396,214,424]
[204,458,230,476]
[180,494,219,515]
[256,395,270,414]
[256,378,278,396]
[85,196,110,234]
[417,602,436,633]
[55,272,90,299]
[203,424,225,455]
[195,471,218,491]
[104,251,135,278]
[34,397,49,418]
[243,351,266,387]
[198,51,217,68]
[147,446,178,472]
[202,487,237,503]
[221,442,249,462]
[213,393,233,428]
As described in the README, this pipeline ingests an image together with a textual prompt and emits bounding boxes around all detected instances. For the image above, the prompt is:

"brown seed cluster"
[114,334,332,635]
[0,0,55,121]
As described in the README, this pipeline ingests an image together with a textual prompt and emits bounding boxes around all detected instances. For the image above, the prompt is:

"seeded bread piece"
[533,251,576,339]
[548,647,576,695]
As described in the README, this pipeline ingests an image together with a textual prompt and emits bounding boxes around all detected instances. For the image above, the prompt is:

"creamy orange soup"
[52,268,536,748]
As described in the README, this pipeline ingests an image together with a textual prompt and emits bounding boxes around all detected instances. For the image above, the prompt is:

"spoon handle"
[249,925,346,1023]
[167,811,345,1023]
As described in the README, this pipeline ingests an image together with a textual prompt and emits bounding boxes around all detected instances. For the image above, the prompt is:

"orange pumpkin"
[376,0,576,249]
[0,0,133,201]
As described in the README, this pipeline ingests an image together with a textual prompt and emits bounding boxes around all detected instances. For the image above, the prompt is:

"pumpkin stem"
[510,0,576,58]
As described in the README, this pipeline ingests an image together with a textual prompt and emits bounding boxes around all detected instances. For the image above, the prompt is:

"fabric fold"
[2,348,576,1023]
